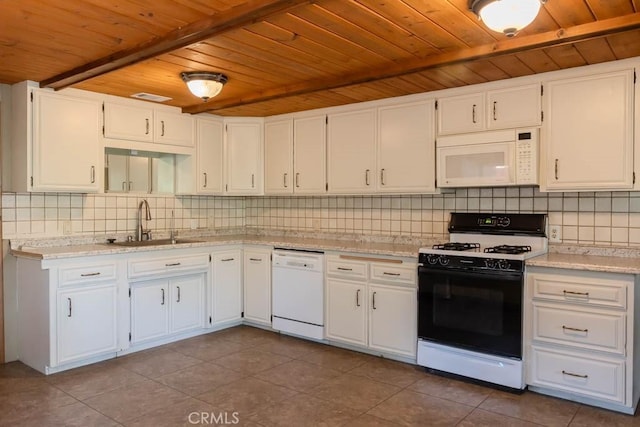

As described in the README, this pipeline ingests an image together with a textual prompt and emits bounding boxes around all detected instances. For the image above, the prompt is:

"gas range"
[419,213,548,272]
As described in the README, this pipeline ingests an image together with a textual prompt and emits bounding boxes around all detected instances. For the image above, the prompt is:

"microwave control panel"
[515,129,539,185]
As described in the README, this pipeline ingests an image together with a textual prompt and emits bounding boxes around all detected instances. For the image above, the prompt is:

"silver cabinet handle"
[176,286,181,303]
[90,166,96,183]
[383,272,400,276]
[562,325,588,333]
[122,181,127,191]
[221,258,234,262]
[356,289,360,307]
[365,169,370,186]
[165,262,181,267]
[251,174,255,188]
[67,298,72,317]
[555,159,559,180]
[472,104,477,123]
[145,118,149,135]
[563,290,589,297]
[161,288,165,305]
[161,120,165,137]
[562,370,588,379]
[284,172,288,188]
[493,101,497,121]
[295,172,300,188]
[128,181,133,191]
[80,272,101,277]
[372,292,377,310]
[380,169,386,186]
[203,172,208,188]
[249,258,262,262]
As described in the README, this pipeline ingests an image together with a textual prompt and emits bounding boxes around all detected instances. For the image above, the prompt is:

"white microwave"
[436,128,539,188]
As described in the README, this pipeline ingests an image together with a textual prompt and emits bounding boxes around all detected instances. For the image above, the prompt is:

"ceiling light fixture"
[470,0,546,38]
[180,71,228,102]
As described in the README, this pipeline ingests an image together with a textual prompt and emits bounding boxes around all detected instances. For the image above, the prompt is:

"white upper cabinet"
[103,102,153,142]
[264,115,327,195]
[487,84,541,130]
[437,83,541,135]
[225,119,264,195]
[327,108,377,193]
[542,69,634,191]
[377,101,435,193]
[32,91,101,193]
[153,110,194,147]
[196,117,224,194]
[437,92,485,135]
[103,101,193,148]
[294,115,327,194]
[264,119,294,194]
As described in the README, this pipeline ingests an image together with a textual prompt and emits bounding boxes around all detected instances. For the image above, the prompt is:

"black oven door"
[418,266,523,359]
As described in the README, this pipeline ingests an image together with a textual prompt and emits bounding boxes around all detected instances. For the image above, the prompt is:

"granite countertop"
[528,252,640,275]
[11,232,429,261]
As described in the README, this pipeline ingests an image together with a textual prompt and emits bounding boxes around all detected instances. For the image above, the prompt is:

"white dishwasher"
[272,249,325,340]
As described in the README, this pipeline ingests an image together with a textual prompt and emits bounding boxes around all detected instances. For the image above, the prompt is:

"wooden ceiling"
[2,0,640,117]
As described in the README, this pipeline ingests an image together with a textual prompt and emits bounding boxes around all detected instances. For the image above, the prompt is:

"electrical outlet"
[549,225,562,243]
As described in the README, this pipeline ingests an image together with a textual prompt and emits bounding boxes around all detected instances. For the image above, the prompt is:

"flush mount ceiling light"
[180,71,228,102]
[470,0,546,37]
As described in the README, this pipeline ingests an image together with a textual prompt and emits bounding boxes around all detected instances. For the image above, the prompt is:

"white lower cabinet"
[526,267,639,414]
[130,274,205,345]
[325,254,417,359]
[243,247,272,325]
[212,249,243,326]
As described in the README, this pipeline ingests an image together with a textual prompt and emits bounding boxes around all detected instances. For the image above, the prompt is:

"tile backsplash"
[3,188,640,247]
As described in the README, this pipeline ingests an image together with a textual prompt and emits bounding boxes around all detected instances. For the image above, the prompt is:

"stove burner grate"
[433,242,481,251]
[484,245,532,255]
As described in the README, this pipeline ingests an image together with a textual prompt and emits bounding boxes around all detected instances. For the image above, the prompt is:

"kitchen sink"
[108,238,204,247]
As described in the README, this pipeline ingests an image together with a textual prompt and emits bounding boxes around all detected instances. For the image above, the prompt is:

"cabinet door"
[196,118,224,194]
[131,280,169,344]
[327,109,376,193]
[170,274,205,334]
[212,250,243,325]
[487,84,541,130]
[226,121,263,195]
[543,70,634,191]
[103,102,153,142]
[378,101,435,193]
[437,92,485,135]
[325,278,367,346]
[368,284,416,357]
[243,249,272,325]
[294,115,327,194]
[264,120,293,194]
[154,111,194,147]
[57,285,118,365]
[32,91,100,192]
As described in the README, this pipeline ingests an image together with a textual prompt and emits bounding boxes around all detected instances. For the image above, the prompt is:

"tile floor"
[1,325,639,426]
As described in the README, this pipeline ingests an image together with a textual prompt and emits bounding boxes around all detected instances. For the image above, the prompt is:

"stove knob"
[427,255,439,265]
[498,260,511,270]
[438,256,450,266]
[485,259,496,269]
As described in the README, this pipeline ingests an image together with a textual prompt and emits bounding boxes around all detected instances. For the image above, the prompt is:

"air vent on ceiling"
[130,92,172,102]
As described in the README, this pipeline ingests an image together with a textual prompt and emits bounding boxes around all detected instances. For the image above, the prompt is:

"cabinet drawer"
[370,263,416,285]
[327,258,367,280]
[530,272,628,309]
[58,262,118,287]
[532,303,625,355]
[529,346,625,404]
[129,253,209,279]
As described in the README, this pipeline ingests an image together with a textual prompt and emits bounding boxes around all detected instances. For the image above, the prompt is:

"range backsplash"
[3,187,640,247]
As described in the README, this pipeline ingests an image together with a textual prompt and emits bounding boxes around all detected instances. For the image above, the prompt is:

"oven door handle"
[418,266,522,281]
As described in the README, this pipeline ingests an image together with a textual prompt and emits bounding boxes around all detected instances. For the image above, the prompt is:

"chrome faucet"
[136,199,152,241]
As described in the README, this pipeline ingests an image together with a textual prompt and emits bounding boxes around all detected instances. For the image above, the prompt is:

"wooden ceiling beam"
[184,12,640,114]
[40,0,315,90]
